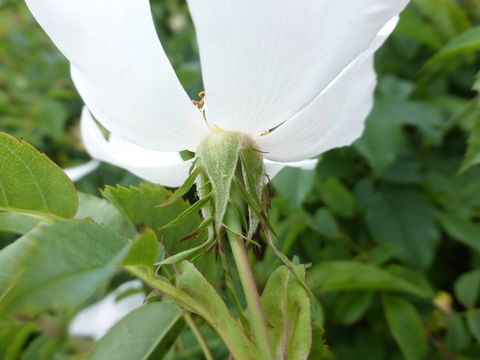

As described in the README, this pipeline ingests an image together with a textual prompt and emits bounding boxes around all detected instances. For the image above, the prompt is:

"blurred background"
[1,0,480,359]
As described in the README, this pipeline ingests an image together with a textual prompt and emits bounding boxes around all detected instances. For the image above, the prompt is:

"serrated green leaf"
[0,220,130,317]
[102,183,216,279]
[76,193,137,238]
[261,266,311,360]
[0,132,77,218]
[454,269,480,309]
[101,183,201,258]
[307,261,430,297]
[382,295,428,360]
[89,302,184,360]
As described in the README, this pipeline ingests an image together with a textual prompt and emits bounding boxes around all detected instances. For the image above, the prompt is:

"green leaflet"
[382,295,428,360]
[466,309,480,343]
[333,291,374,325]
[0,213,38,235]
[272,167,316,209]
[454,269,480,309]
[0,132,77,218]
[446,314,472,352]
[75,192,137,238]
[121,229,159,269]
[89,302,184,360]
[0,220,130,317]
[102,182,215,278]
[307,261,431,297]
[261,266,312,360]
[102,183,203,258]
[364,188,440,269]
[174,261,254,357]
[426,26,480,65]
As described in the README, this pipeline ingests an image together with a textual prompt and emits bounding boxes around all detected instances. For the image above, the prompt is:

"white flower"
[63,160,100,182]
[25,0,409,187]
[69,280,145,340]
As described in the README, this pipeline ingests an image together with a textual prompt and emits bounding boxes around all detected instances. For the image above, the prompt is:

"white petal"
[187,0,408,135]
[81,108,193,188]
[70,281,144,340]
[25,0,209,152]
[255,19,399,162]
[264,159,318,179]
[63,160,100,182]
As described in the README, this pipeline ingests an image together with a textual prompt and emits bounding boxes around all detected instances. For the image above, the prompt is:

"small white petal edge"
[70,280,144,340]
[80,108,193,188]
[63,160,100,182]
[264,159,318,179]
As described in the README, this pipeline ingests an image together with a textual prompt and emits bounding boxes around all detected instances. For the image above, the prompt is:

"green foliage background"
[1,0,480,359]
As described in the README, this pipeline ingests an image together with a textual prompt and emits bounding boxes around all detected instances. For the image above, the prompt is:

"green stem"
[183,312,214,360]
[225,208,273,360]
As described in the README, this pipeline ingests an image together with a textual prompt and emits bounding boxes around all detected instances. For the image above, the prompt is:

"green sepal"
[155,166,200,208]
[155,238,214,267]
[264,230,315,299]
[157,194,212,231]
[239,147,266,238]
[196,131,243,234]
